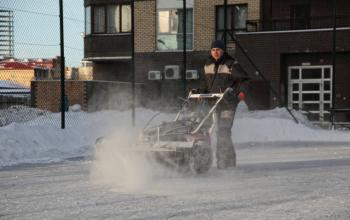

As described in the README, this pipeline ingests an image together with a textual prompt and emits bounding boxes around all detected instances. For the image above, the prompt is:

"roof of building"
[0,58,54,70]
[0,61,33,70]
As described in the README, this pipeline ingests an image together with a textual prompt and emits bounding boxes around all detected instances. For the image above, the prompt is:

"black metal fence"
[0,89,31,127]
[0,90,30,109]
[330,108,350,129]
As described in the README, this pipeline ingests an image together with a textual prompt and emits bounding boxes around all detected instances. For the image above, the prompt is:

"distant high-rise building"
[0,10,14,60]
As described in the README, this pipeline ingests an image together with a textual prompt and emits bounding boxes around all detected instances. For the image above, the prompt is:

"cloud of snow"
[89,105,179,192]
[90,128,152,191]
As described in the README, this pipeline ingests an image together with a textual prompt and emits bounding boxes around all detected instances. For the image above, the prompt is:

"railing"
[0,88,31,110]
[330,108,350,129]
[246,15,350,32]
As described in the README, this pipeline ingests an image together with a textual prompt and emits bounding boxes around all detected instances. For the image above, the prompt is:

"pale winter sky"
[0,0,84,67]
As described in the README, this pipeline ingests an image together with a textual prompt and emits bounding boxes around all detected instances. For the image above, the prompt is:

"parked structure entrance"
[288,65,332,125]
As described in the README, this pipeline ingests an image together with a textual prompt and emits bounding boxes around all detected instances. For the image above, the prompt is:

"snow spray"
[90,127,155,191]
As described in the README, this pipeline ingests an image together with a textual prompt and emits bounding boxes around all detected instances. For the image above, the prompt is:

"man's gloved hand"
[223,87,235,102]
[191,88,200,94]
[238,91,246,101]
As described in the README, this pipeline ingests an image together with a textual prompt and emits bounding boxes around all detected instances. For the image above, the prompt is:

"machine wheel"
[95,136,106,150]
[189,141,213,174]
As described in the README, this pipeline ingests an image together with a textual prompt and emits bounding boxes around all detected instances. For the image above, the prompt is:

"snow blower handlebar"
[188,93,225,99]
[174,88,228,122]
[190,88,231,134]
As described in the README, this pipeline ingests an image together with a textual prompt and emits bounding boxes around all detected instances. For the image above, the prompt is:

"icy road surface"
[1,143,350,220]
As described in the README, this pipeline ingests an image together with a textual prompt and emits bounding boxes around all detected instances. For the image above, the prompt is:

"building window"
[157,9,193,51]
[107,5,119,33]
[121,5,132,32]
[216,4,247,42]
[290,4,310,30]
[85,6,91,35]
[85,4,131,35]
[93,6,105,33]
[107,5,131,33]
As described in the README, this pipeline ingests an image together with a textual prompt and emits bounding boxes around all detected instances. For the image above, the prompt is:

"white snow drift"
[0,104,349,167]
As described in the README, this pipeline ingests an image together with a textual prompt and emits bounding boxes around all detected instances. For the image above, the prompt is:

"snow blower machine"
[95,88,231,174]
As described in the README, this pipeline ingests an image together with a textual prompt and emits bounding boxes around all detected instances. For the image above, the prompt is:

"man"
[201,39,250,169]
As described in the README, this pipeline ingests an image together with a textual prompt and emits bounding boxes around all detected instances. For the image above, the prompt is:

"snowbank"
[0,105,49,127]
[0,104,349,167]
[233,105,350,143]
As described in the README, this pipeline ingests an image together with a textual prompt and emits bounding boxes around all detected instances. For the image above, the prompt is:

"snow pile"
[0,104,349,168]
[233,104,350,143]
[0,105,49,127]
[0,107,171,167]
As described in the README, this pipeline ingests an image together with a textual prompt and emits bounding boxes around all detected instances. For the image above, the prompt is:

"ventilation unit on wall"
[148,70,162,80]
[164,65,181,79]
[186,70,199,80]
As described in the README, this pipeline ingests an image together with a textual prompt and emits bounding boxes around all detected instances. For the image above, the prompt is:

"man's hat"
[211,40,225,50]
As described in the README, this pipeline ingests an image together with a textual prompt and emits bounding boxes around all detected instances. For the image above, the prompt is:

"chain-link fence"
[0,0,87,128]
[0,0,283,129]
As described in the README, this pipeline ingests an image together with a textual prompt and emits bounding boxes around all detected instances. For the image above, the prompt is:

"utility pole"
[182,0,187,98]
[131,0,136,126]
[59,0,65,129]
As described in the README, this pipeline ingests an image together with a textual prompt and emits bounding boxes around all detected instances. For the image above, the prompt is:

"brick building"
[235,0,350,125]
[83,0,263,106]
[83,0,350,124]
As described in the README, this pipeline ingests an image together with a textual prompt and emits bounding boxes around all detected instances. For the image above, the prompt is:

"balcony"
[246,15,350,32]
[84,34,132,59]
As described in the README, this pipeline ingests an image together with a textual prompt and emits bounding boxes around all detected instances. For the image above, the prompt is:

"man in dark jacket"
[201,39,250,168]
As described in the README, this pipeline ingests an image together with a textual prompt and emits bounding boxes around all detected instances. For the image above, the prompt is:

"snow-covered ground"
[0,103,349,168]
[1,104,350,219]
[1,141,350,219]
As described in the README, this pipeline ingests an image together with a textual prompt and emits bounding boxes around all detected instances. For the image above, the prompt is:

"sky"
[0,0,84,67]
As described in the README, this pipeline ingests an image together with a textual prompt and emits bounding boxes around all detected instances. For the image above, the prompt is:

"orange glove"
[238,91,246,101]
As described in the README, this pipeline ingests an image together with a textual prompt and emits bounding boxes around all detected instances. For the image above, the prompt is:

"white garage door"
[288,65,333,124]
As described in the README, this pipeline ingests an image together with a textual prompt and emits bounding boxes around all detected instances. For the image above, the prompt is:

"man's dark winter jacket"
[201,53,250,95]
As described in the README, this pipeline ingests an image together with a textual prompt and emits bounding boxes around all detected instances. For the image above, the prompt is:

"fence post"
[182,0,187,98]
[59,0,65,129]
[131,0,135,126]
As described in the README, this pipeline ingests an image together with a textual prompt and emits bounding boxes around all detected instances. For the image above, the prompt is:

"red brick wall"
[31,80,146,112]
[32,81,87,112]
